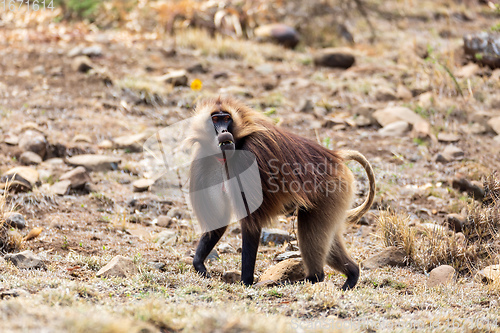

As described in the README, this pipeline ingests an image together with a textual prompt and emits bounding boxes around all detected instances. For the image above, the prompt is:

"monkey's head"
[186,97,269,158]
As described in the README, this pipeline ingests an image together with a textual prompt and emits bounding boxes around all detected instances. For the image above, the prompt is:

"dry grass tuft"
[378,172,500,275]
[0,190,24,254]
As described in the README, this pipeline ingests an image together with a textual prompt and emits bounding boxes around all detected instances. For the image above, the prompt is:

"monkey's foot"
[304,272,325,284]
[193,263,211,278]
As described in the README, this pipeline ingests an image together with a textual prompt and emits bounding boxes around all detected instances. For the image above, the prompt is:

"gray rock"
[66,154,121,172]
[148,261,166,271]
[159,70,188,86]
[254,23,300,48]
[258,258,305,283]
[68,45,103,57]
[4,212,26,229]
[427,265,455,287]
[261,228,291,245]
[373,106,426,127]
[361,246,407,270]
[463,32,500,69]
[19,151,42,165]
[96,255,138,278]
[72,56,93,73]
[313,48,355,69]
[19,130,47,158]
[4,250,46,270]
[217,242,236,254]
[222,271,241,283]
[275,251,301,262]
[378,121,410,137]
[59,166,91,188]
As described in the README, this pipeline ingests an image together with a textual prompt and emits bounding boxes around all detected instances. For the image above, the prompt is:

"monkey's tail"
[338,150,376,224]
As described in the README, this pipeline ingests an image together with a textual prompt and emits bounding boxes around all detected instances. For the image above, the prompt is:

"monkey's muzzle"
[217,132,235,152]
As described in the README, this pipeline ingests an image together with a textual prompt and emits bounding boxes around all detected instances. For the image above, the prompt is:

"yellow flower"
[190,79,202,91]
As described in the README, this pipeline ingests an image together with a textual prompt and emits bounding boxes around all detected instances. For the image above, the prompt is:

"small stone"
[72,134,93,143]
[1,166,40,190]
[148,261,166,271]
[222,271,241,283]
[155,230,177,246]
[455,63,480,78]
[4,134,19,146]
[186,63,208,74]
[24,227,43,241]
[72,56,94,73]
[374,86,397,102]
[19,151,42,165]
[59,166,91,188]
[354,115,373,127]
[442,145,465,162]
[396,84,413,100]
[445,213,466,232]
[437,133,460,143]
[159,70,188,86]
[32,65,45,75]
[95,139,112,150]
[156,215,173,228]
[19,130,47,158]
[4,212,26,230]
[4,250,46,270]
[50,180,71,196]
[258,258,306,283]
[96,255,138,278]
[378,121,410,137]
[487,116,500,135]
[427,265,455,287]
[0,288,30,299]
[494,135,500,144]
[274,251,301,262]
[254,23,300,48]
[475,265,500,284]
[167,208,187,220]
[66,154,121,172]
[217,243,236,254]
[313,48,355,69]
[373,106,426,127]
[132,179,155,192]
[261,228,291,245]
[113,133,148,152]
[361,246,407,270]
[206,249,220,262]
[413,120,431,139]
[452,177,484,200]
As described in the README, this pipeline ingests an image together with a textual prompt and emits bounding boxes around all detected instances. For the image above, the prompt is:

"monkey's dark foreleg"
[193,226,227,278]
[241,221,262,286]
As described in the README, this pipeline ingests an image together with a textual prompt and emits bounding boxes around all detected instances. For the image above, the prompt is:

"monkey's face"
[211,111,235,153]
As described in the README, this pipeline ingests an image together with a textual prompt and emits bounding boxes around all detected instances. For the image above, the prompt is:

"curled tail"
[338,150,376,224]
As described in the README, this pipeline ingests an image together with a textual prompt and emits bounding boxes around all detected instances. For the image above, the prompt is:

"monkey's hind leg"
[193,226,227,278]
[326,233,360,290]
[297,207,337,283]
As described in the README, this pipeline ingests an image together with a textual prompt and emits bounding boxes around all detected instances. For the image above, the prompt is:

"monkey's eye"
[211,115,232,123]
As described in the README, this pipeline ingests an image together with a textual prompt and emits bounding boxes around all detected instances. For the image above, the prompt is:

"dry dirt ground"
[0,1,500,332]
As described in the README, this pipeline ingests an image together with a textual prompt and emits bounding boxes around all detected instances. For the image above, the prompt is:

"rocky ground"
[0,1,500,332]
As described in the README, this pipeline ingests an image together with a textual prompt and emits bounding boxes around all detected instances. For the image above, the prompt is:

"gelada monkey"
[186,97,375,290]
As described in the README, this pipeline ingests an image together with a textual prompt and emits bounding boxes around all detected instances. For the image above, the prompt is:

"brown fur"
[188,97,375,289]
